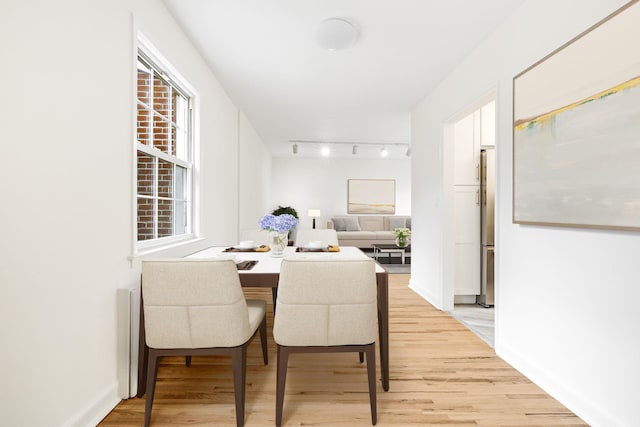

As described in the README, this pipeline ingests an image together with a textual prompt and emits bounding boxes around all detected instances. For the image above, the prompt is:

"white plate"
[233,244,257,249]
[302,245,327,250]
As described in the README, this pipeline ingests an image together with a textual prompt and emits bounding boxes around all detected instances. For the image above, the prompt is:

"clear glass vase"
[395,236,409,248]
[270,231,288,257]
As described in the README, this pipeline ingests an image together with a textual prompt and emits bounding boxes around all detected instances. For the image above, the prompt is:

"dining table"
[136,245,390,396]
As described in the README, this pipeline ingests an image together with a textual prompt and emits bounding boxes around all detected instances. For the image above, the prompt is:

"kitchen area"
[451,99,495,347]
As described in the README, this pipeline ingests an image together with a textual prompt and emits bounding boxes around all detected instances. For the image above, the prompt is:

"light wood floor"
[99,274,586,426]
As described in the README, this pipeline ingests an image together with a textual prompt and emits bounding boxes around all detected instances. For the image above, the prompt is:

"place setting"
[212,252,259,271]
[295,240,341,252]
[216,240,269,270]
[223,240,271,253]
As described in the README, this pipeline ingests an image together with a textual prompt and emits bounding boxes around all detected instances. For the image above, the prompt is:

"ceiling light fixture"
[286,140,409,157]
[314,18,358,51]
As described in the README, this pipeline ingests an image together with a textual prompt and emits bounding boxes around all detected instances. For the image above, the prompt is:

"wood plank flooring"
[99,274,586,426]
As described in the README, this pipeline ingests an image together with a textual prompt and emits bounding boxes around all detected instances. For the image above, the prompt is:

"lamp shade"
[308,209,321,217]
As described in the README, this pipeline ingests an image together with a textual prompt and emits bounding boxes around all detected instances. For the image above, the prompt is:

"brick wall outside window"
[136,53,191,244]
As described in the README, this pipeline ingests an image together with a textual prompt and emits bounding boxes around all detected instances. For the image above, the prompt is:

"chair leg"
[359,351,364,363]
[365,344,377,425]
[275,345,290,427]
[144,350,160,427]
[231,345,248,427]
[271,288,278,313]
[185,355,191,367]
[259,316,268,365]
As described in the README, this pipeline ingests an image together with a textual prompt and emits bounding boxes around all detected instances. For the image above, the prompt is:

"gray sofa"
[326,215,411,248]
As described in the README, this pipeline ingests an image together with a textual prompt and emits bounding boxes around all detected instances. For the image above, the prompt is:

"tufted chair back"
[274,258,377,346]
[142,259,252,349]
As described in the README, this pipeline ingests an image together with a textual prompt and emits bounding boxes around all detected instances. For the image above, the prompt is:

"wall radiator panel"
[117,286,140,398]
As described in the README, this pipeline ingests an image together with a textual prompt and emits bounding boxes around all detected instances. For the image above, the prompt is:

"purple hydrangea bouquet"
[259,214,298,257]
[258,213,298,233]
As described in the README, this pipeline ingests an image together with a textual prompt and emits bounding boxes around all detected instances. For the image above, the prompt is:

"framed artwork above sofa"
[347,179,396,214]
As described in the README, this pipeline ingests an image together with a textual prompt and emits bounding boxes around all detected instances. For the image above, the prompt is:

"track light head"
[405,147,411,157]
[352,144,358,155]
[292,143,298,154]
[380,146,388,157]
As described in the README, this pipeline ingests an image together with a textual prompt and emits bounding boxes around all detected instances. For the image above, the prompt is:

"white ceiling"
[164,0,525,159]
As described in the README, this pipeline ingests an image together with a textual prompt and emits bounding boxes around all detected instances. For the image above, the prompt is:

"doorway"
[446,95,496,347]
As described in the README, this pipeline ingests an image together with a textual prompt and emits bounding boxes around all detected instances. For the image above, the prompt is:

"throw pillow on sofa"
[344,217,361,231]
[389,217,406,230]
[406,217,411,230]
[332,217,347,231]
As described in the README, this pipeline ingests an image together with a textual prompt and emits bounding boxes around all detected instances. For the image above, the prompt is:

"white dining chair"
[141,259,268,427]
[273,258,378,426]
[294,229,339,247]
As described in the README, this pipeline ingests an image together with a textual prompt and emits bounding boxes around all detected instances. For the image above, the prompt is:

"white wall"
[0,0,268,425]
[238,111,272,231]
[271,158,411,230]
[411,1,638,426]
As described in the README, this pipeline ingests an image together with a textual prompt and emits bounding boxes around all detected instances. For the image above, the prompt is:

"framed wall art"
[347,179,396,214]
[512,0,640,231]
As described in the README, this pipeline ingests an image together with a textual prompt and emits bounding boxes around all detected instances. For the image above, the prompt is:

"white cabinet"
[453,186,481,295]
[454,110,480,186]
[452,100,494,297]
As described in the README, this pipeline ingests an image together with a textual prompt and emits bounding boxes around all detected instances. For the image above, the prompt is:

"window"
[135,46,195,251]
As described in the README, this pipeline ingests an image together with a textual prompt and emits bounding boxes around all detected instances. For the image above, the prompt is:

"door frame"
[442,90,496,311]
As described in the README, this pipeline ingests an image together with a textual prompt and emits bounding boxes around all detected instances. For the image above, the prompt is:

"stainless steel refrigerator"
[478,148,495,307]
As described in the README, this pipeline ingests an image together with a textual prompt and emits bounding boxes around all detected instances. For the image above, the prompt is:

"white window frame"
[133,33,200,255]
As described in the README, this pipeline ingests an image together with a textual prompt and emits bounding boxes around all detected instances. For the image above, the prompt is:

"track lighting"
[286,140,409,158]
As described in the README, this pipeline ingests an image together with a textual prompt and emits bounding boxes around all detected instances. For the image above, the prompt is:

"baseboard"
[62,382,121,427]
[408,279,442,310]
[498,343,623,427]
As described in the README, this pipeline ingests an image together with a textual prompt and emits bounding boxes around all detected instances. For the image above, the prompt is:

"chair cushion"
[373,231,395,239]
[336,231,377,240]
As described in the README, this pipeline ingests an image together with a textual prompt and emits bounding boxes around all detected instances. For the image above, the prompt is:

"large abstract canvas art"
[348,179,396,214]
[513,0,640,231]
